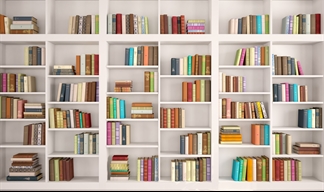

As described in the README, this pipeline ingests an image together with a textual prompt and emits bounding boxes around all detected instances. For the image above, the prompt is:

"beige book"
[186,159,191,181]
[126,124,131,145]
[57,83,62,101]
[27,76,36,92]
[77,83,82,102]
[171,160,175,182]
[191,159,196,181]
[73,84,78,102]
[182,109,185,128]
[24,47,29,66]
[4,16,12,34]
[68,16,73,34]
[9,170,41,176]
[286,134,292,154]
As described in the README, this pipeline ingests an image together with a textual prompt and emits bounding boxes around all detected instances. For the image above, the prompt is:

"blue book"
[122,124,126,145]
[277,84,282,101]
[187,55,192,75]
[272,54,275,75]
[307,109,312,128]
[113,98,117,118]
[60,83,66,102]
[264,124,270,145]
[238,18,242,34]
[257,46,261,65]
[171,58,176,75]
[232,159,240,181]
[129,47,134,66]
[155,156,159,181]
[256,15,262,34]
[37,47,41,65]
[175,58,180,75]
[120,99,125,119]
[125,48,129,65]
[289,84,294,102]
[237,157,243,181]
[64,84,70,102]
[291,57,296,75]
[293,84,298,102]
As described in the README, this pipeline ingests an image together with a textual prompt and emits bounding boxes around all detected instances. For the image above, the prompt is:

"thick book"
[6,173,43,181]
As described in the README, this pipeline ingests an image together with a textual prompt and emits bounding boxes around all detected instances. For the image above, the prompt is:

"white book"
[91,15,95,34]
[306,14,311,34]
[262,15,265,34]
[133,47,137,66]
[286,134,291,154]
[182,161,186,181]
[168,16,172,34]
[81,82,86,102]
[229,18,235,34]
[120,124,122,145]
[179,58,184,75]
[311,109,315,128]
[197,132,202,155]
[183,56,187,75]
[186,160,191,181]
[222,72,226,92]
[89,134,93,154]
[116,99,120,119]
[171,161,175,182]
[252,157,257,181]
[69,83,74,102]
[57,83,62,101]
[249,47,255,66]
[154,72,158,92]
[246,16,250,34]
[80,54,86,75]
[272,134,276,154]
[4,17,12,34]
[70,109,75,128]
[234,18,238,34]
[281,83,286,102]
[107,14,112,34]
[122,14,126,34]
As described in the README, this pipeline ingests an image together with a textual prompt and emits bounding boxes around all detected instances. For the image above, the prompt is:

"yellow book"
[191,159,196,181]
[137,158,141,181]
[246,157,253,181]
[256,101,264,119]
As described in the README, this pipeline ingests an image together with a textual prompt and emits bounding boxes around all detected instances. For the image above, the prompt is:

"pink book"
[291,159,295,181]
[107,121,112,145]
[17,100,27,118]
[226,98,232,118]
[148,158,152,181]
[2,73,7,92]
[239,48,246,65]
[284,82,289,102]
[297,61,304,75]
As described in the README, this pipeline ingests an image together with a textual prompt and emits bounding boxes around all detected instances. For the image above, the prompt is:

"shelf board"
[0,142,45,148]
[219,92,270,95]
[106,118,158,122]
[160,101,211,105]
[160,127,211,131]
[48,75,99,78]
[160,75,211,78]
[272,127,323,131]
[48,102,99,105]
[48,128,99,131]
[272,75,323,79]
[219,143,270,148]
[272,154,323,158]
[0,34,100,42]
[107,92,158,95]
[273,101,323,105]
[107,65,158,69]
[106,142,158,148]
[48,151,99,157]
[219,65,270,69]
[219,119,270,122]
[160,151,211,158]
[0,92,45,95]
[0,65,45,69]
[0,119,45,122]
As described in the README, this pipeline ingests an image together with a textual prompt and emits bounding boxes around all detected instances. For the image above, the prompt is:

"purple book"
[96,81,99,101]
[107,121,112,145]
[148,158,152,181]
[140,158,144,181]
[2,73,7,92]
[291,159,295,181]
[115,121,120,145]
[206,157,211,181]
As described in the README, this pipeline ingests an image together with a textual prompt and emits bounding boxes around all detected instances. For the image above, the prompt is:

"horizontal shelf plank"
[0,142,45,148]
[219,143,270,148]
[106,118,158,122]
[219,66,270,69]
[272,127,323,131]
[48,128,99,131]
[0,119,46,122]
[0,92,45,95]
[0,65,45,69]
[272,75,323,78]
[219,119,270,122]
[48,75,99,78]
[219,92,270,95]
[48,151,99,157]
[107,92,158,95]
[218,34,323,43]
[160,101,211,105]
[273,101,323,104]
[106,142,158,148]
[160,151,211,158]
[272,154,323,158]
[48,102,99,104]
[160,75,211,78]
[160,127,211,131]
[107,65,158,69]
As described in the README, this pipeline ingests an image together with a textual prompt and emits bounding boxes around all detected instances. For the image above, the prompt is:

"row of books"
[144,71,158,92]
[74,132,99,154]
[281,14,321,34]
[160,107,185,128]
[49,157,74,181]
[234,46,270,66]
[273,83,308,102]
[0,97,30,119]
[108,13,149,34]
[56,81,99,102]
[229,15,270,34]
[272,132,292,155]
[68,15,99,34]
[124,46,158,66]
[0,73,36,92]
[106,97,126,119]
[273,158,301,181]
[272,55,304,75]
[24,46,45,66]
[114,80,132,92]
[137,156,159,181]
[298,107,323,128]
[219,125,242,144]
[219,73,246,92]
[106,122,131,145]
[170,54,212,75]
[220,99,268,119]
[179,132,211,155]
[49,108,92,128]
[1,16,39,34]
[232,155,269,181]
[6,153,43,181]
[110,155,129,181]
[182,80,211,102]
[75,54,99,75]
[23,122,46,146]
[251,124,270,145]
[171,158,211,182]
[160,14,206,34]
[131,102,154,119]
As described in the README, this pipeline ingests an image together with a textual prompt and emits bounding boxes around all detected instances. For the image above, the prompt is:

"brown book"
[292,145,320,151]
[131,113,154,119]
[205,79,211,102]
[129,14,134,34]
[281,56,288,75]
[242,16,247,34]
[86,15,91,34]
[276,56,281,75]
[144,71,150,92]
[256,157,262,181]
[293,149,320,154]
[0,14,5,34]
[10,29,38,34]
[198,55,202,75]
[311,14,316,34]
[261,46,265,65]
[191,55,196,75]
[49,158,55,181]
[148,46,153,65]
[174,108,179,128]
[195,80,201,101]
[192,133,197,154]
[59,158,64,181]
[202,132,208,154]
[182,82,187,102]
[160,15,164,34]
[13,153,38,158]
[222,98,226,118]
[188,133,193,154]
[205,54,211,75]
[180,15,185,34]
[195,54,199,75]
[153,46,158,65]
[251,15,257,34]
[199,158,203,181]
[164,14,168,34]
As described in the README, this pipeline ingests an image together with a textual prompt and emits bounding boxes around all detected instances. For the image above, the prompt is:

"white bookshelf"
[0,0,323,191]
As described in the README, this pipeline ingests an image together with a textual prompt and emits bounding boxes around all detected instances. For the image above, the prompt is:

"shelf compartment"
[48,151,99,157]
[160,151,211,158]
[0,142,45,148]
[106,142,158,148]
[219,143,270,148]
[272,127,323,131]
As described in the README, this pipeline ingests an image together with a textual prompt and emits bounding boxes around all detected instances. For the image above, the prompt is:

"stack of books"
[186,19,206,34]
[219,125,242,144]
[7,153,43,181]
[114,80,132,92]
[110,155,130,181]
[293,142,321,154]
[52,65,75,75]
[24,103,45,119]
[10,16,39,34]
[131,102,154,119]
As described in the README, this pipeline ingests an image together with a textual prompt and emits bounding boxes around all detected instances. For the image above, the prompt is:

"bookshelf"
[0,0,323,190]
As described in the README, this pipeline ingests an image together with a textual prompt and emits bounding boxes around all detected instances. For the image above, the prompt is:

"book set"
[281,13,321,34]
[1,0,324,191]
[0,15,39,34]
[0,73,36,92]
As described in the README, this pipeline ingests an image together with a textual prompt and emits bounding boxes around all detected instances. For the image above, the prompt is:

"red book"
[315,13,321,34]
[94,54,99,75]
[112,155,128,160]
[172,16,178,34]
[163,108,167,128]
[187,82,193,102]
[116,13,122,34]
[275,159,280,181]
[171,108,175,128]
[85,113,91,128]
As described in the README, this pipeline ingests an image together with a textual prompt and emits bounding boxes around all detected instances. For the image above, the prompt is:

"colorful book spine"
[107,121,112,145]
[115,121,120,145]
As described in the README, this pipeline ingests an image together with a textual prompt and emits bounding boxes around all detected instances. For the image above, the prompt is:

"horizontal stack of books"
[219,125,242,144]
[293,142,321,154]
[131,102,154,119]
[24,103,45,119]
[114,80,132,92]
[7,153,43,181]
[52,65,75,75]
[110,155,130,181]
[10,16,39,34]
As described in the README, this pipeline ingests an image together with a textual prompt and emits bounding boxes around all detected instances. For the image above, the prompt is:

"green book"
[200,80,205,102]
[261,157,266,181]
[150,72,154,92]
[95,15,99,34]
[265,14,269,34]
[187,55,192,75]
[113,97,117,118]
[54,158,61,181]
[234,49,242,66]
[79,112,83,128]
[275,133,280,154]
[265,46,269,65]
[241,157,247,181]
[201,55,206,75]
[236,157,243,181]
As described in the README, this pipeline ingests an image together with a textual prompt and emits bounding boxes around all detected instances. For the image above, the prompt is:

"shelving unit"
[0,0,323,191]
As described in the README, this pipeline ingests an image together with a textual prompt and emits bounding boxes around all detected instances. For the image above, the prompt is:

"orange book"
[6,97,11,118]
[175,108,179,128]
[219,138,242,141]
[143,46,149,65]
[251,124,261,145]
[131,102,152,107]
[191,55,195,75]
[188,133,193,154]
[219,134,242,138]
[246,157,253,181]
[76,55,80,75]
[195,80,201,101]
[182,82,187,101]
